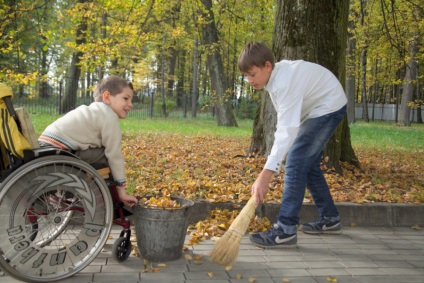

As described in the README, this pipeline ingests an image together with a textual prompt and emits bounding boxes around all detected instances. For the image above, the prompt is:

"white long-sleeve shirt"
[264,60,347,173]
[38,102,126,184]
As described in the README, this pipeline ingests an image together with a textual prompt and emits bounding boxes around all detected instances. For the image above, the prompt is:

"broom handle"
[227,196,257,235]
[242,196,257,212]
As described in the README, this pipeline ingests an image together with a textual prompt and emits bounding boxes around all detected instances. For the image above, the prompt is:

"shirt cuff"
[264,157,282,174]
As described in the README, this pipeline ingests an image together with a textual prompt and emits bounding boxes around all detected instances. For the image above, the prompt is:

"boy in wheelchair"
[38,75,138,208]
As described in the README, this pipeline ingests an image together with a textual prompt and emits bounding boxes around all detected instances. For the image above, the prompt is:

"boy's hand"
[251,169,274,205]
[116,185,138,207]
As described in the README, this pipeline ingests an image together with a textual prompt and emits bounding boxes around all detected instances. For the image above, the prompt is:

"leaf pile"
[123,133,423,205]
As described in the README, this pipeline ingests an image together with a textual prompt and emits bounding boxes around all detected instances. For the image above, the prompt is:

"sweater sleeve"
[101,111,126,185]
[264,90,302,174]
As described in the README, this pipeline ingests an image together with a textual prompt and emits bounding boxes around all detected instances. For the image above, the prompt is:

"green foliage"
[1,0,422,121]
[234,98,259,120]
[153,98,177,115]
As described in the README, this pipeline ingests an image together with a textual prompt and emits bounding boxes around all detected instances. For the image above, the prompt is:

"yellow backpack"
[0,83,31,158]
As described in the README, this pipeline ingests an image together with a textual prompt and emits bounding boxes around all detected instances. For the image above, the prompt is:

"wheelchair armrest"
[23,147,78,163]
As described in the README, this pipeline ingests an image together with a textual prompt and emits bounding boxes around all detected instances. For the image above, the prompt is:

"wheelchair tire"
[0,155,113,282]
[112,237,132,262]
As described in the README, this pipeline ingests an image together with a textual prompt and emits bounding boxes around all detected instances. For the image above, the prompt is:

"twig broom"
[209,196,257,266]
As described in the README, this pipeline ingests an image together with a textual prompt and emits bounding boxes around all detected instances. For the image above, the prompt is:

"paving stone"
[0,225,423,283]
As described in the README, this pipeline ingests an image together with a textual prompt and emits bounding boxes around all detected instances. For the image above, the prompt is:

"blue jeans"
[277,105,347,234]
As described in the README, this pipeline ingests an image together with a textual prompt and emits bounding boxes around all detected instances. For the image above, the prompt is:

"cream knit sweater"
[38,102,126,184]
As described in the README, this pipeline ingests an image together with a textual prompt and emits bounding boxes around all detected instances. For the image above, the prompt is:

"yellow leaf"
[282,279,290,282]
[208,272,214,278]
[248,278,256,282]
[236,274,242,279]
[326,276,337,282]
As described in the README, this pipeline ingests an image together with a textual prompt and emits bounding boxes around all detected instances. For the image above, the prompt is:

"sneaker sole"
[301,230,342,235]
[250,242,298,249]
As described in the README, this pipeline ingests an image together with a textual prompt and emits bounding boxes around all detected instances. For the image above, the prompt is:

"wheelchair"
[0,85,133,282]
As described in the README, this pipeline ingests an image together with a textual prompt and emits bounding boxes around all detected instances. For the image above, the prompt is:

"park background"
[1,1,423,221]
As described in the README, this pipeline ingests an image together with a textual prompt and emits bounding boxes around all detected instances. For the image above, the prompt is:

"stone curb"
[187,201,424,227]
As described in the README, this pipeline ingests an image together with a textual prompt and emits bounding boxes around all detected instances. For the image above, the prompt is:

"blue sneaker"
[249,224,297,248]
[300,218,341,234]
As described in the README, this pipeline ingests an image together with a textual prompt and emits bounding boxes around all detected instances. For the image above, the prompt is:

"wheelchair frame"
[0,95,133,282]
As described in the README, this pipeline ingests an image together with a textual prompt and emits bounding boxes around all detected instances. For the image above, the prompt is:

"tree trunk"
[39,37,49,99]
[177,50,186,108]
[399,32,418,126]
[200,0,238,127]
[191,38,199,118]
[248,91,276,156]
[61,0,90,113]
[361,50,369,122]
[346,25,356,124]
[248,0,358,172]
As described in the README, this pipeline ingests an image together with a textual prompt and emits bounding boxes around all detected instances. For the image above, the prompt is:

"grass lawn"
[30,113,423,152]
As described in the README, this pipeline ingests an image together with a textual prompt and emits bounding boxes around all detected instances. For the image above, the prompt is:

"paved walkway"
[1,225,423,283]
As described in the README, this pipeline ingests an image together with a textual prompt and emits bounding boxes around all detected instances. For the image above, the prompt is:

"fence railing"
[355,104,423,122]
[11,94,424,123]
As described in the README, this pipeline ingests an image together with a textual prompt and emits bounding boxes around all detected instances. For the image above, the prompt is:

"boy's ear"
[102,91,111,104]
[265,61,273,70]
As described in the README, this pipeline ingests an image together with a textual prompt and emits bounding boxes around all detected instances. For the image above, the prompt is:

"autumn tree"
[61,0,91,113]
[200,0,237,126]
[249,0,359,173]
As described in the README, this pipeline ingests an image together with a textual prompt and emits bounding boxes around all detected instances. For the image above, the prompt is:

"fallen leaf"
[326,276,337,282]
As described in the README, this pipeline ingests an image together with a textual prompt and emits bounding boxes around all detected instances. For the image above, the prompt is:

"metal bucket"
[134,197,194,262]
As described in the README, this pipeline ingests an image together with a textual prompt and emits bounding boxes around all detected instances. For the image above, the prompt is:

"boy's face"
[104,87,133,119]
[243,61,272,90]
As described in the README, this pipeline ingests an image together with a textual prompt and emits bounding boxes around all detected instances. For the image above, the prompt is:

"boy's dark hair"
[237,42,275,73]
[93,75,134,102]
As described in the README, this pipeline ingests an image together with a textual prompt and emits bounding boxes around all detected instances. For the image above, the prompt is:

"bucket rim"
[136,196,194,210]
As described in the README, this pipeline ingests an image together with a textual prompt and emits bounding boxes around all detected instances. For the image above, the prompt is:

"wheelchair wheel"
[0,155,113,282]
[112,237,132,262]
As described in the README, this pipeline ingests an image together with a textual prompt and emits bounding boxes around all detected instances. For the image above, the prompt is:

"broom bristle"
[209,197,257,266]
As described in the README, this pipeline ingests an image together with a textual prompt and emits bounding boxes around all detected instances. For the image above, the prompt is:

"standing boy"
[39,75,138,207]
[238,42,347,248]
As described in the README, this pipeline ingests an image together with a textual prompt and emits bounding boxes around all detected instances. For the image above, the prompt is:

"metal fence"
[355,104,424,122]
[11,95,219,119]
